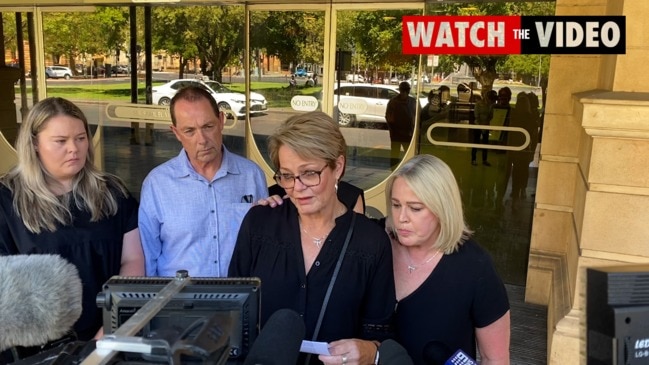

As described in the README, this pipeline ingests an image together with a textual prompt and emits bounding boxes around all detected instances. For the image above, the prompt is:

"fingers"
[318,353,351,365]
[319,339,357,365]
[255,195,284,207]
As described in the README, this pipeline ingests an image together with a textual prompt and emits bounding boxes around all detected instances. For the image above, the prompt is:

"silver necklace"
[406,249,441,273]
[301,225,329,248]
[299,206,343,248]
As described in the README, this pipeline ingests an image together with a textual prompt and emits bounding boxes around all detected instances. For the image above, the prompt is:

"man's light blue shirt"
[139,146,267,277]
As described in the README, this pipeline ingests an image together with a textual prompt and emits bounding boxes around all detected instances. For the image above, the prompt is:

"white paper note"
[300,340,331,355]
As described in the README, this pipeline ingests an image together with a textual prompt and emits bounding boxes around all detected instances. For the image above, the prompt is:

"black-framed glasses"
[273,165,328,189]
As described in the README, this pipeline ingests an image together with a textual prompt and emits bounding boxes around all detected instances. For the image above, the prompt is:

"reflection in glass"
[334,9,422,189]
[248,10,325,171]
[418,0,554,286]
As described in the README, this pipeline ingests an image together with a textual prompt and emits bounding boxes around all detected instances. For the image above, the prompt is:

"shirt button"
[314,261,320,267]
[213,235,217,239]
[214,260,218,264]
[211,210,215,213]
[301,284,306,289]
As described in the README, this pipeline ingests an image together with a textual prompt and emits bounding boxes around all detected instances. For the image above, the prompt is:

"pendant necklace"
[301,225,329,248]
[299,206,343,248]
[406,249,441,274]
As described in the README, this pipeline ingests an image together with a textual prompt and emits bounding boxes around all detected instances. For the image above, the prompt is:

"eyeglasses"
[273,165,328,189]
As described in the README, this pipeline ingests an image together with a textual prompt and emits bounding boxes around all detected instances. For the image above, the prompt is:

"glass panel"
[248,10,325,173]
[419,2,554,285]
[334,9,424,189]
[7,5,248,200]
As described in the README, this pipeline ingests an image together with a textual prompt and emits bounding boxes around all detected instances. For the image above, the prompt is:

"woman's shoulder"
[337,181,364,209]
[353,213,389,242]
[451,238,495,265]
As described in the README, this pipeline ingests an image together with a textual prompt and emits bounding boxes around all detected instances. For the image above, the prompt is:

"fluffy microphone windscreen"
[379,339,415,365]
[243,308,305,365]
[0,254,83,350]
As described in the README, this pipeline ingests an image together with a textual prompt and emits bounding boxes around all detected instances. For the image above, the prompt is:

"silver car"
[45,66,73,80]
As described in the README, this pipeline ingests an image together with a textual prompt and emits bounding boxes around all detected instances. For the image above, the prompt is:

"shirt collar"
[173,145,242,181]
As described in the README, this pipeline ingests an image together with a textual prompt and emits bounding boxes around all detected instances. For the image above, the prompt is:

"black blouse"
[0,183,139,340]
[394,239,510,365]
[229,202,395,363]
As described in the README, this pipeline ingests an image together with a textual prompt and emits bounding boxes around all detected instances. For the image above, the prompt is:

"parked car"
[333,83,427,127]
[152,79,268,118]
[111,65,129,75]
[45,65,73,80]
[345,74,365,82]
[294,68,308,77]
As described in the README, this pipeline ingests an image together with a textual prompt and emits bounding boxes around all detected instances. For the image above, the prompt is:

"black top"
[229,202,395,364]
[0,183,139,340]
[268,180,365,212]
[394,239,510,365]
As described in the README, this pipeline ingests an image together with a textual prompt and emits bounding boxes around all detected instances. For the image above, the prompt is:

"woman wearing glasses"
[229,111,395,365]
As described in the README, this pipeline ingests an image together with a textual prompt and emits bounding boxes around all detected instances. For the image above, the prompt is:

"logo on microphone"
[445,349,478,365]
[402,15,625,55]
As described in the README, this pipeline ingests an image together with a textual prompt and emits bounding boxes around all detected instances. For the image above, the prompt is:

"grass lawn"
[17,80,322,108]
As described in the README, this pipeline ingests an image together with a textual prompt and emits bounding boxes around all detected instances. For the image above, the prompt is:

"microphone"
[423,340,454,364]
[243,308,305,365]
[378,339,414,365]
[444,349,478,365]
[0,254,83,351]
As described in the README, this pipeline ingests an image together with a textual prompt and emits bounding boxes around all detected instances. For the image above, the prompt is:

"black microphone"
[243,308,305,365]
[423,340,454,365]
[378,339,414,365]
[0,254,83,351]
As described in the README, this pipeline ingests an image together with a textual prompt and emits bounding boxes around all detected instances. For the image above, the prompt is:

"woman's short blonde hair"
[385,154,471,254]
[268,111,347,174]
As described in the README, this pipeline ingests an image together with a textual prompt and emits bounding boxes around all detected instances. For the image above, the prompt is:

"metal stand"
[81,271,191,365]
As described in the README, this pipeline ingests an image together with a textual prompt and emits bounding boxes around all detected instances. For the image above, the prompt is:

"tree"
[184,6,244,82]
[351,10,418,72]
[43,12,101,69]
[40,9,130,74]
[95,7,130,59]
[152,7,199,79]
[2,13,18,61]
[252,11,304,72]
[426,1,556,93]
[297,12,324,69]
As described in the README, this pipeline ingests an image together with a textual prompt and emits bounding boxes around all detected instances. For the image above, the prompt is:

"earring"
[335,179,338,193]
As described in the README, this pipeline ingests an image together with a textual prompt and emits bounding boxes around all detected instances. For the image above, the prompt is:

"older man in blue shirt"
[139,86,267,277]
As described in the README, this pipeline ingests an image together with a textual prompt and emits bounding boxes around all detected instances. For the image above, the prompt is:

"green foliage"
[499,54,550,85]
[337,9,421,76]
[152,7,199,78]
[3,13,18,54]
[252,11,305,68]
[187,6,245,82]
[423,1,556,89]
[42,9,129,68]
[297,12,325,66]
[95,7,129,55]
